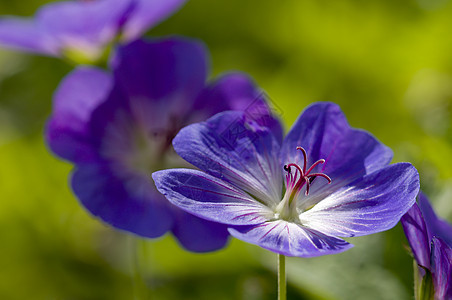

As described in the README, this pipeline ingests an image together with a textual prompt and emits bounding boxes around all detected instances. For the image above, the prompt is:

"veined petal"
[401,202,431,270]
[0,18,58,55]
[171,208,230,252]
[192,72,284,143]
[228,221,353,257]
[172,111,283,205]
[300,163,419,237]
[46,67,113,163]
[72,163,173,238]
[152,169,274,226]
[122,0,187,41]
[281,102,393,200]
[431,236,452,300]
[418,193,452,248]
[111,38,207,122]
[36,0,133,59]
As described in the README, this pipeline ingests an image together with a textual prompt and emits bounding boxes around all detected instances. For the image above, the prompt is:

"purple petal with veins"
[401,202,431,270]
[431,237,452,299]
[228,221,353,257]
[152,169,273,226]
[401,193,452,298]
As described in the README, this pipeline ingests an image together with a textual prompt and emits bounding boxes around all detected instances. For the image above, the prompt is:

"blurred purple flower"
[45,36,281,252]
[153,102,420,257]
[402,193,452,300]
[0,0,186,62]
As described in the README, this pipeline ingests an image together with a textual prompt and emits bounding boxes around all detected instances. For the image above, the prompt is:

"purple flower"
[152,102,420,257]
[0,0,186,62]
[45,36,281,252]
[402,193,452,300]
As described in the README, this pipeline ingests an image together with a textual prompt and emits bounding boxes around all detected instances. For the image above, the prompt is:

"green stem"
[414,260,420,300]
[132,237,149,300]
[278,254,286,300]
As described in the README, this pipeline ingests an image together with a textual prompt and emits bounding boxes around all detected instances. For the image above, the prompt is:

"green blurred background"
[0,0,451,299]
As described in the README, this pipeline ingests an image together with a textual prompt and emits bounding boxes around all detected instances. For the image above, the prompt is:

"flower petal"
[172,111,283,205]
[418,193,452,248]
[431,236,452,300]
[72,163,173,238]
[0,18,58,55]
[281,102,393,198]
[122,0,187,41]
[36,0,133,59]
[46,67,113,163]
[228,220,353,257]
[171,208,230,252]
[401,202,431,269]
[90,40,208,166]
[86,83,183,172]
[152,168,273,226]
[111,38,207,120]
[300,163,419,237]
[192,72,284,143]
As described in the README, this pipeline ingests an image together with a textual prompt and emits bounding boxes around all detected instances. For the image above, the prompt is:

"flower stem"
[278,254,286,300]
[132,237,150,300]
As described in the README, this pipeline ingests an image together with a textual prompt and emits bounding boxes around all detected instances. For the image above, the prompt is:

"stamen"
[286,163,304,177]
[292,169,298,189]
[296,146,308,173]
[283,147,332,197]
[306,159,325,175]
[307,173,332,183]
[305,179,311,195]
